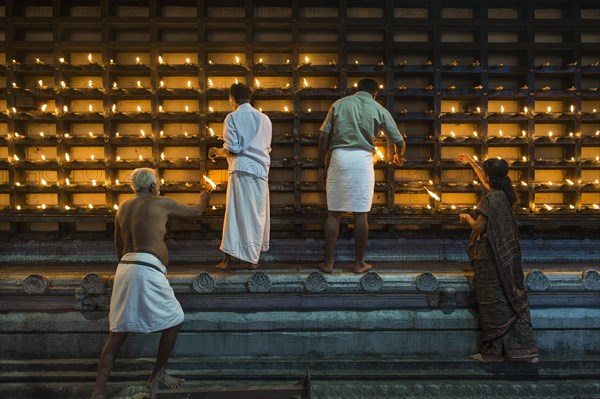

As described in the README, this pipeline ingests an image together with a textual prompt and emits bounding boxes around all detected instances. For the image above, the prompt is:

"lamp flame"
[203,175,217,191]
[424,187,441,201]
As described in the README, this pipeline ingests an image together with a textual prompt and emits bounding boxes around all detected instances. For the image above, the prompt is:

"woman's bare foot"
[353,261,373,274]
[317,260,334,273]
[513,356,539,364]
[470,353,505,363]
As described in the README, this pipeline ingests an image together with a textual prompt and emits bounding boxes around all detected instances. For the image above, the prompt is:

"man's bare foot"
[317,260,334,273]
[214,257,231,270]
[470,353,505,363]
[89,390,105,399]
[353,261,373,274]
[149,368,185,391]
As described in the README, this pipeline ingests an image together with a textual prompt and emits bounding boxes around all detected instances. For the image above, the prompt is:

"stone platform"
[1,238,599,398]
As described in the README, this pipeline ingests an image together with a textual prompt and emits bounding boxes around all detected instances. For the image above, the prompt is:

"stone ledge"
[1,357,600,399]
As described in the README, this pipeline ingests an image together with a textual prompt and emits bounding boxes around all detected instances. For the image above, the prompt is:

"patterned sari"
[468,190,539,360]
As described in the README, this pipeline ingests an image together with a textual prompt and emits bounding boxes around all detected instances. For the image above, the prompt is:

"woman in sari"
[458,154,539,364]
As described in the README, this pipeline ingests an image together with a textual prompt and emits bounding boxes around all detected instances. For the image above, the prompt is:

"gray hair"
[129,168,157,192]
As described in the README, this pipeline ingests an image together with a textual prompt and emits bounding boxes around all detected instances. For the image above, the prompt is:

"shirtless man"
[91,168,210,399]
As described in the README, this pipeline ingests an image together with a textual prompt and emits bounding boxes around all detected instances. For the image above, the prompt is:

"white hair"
[129,168,157,192]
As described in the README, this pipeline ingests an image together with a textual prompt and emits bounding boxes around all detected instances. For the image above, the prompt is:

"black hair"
[229,83,253,103]
[357,78,378,94]
[483,158,517,206]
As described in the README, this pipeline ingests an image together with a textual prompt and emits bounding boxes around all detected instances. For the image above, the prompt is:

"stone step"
[2,356,600,399]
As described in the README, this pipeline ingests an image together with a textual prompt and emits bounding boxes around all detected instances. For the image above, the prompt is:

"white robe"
[220,172,270,264]
[326,148,375,212]
[109,252,184,333]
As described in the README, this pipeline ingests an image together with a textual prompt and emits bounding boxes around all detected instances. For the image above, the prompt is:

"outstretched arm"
[458,153,490,190]
[162,191,211,218]
[459,213,488,233]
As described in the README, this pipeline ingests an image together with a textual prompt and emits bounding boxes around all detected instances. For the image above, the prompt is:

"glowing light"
[376,149,385,161]
[208,107,214,113]
[234,56,240,64]
[209,127,215,136]
[476,107,481,113]
[88,80,93,88]
[499,130,503,137]
[473,155,479,161]
[450,131,456,138]
[424,187,441,201]
[500,105,504,113]
[570,105,575,113]
[114,204,119,210]
[203,175,217,191]
[521,181,527,186]
[522,156,527,162]
[139,155,143,161]
[185,105,189,112]
[140,129,145,137]
[88,104,93,112]
[547,106,552,113]
[116,156,121,161]
[88,204,94,209]
[473,131,478,137]
[88,132,94,138]
[522,130,527,137]
[450,205,457,210]
[65,205,71,210]
[185,57,191,65]
[41,204,47,210]
[544,204,553,211]
[41,154,46,161]
[41,179,47,186]
[13,155,20,161]
[187,80,192,89]
[38,80,44,87]
[208,78,213,88]
[451,106,455,113]
[113,82,118,89]
[548,131,553,137]
[88,53,93,63]
[593,204,600,209]
[91,154,95,161]
[284,106,289,112]
[137,81,142,88]
[159,106,163,113]
[59,58,65,63]
[161,152,165,160]
[569,205,575,209]
[304,56,310,65]
[65,178,70,186]
[92,179,97,186]
[523,106,528,113]
[16,205,21,210]
[158,56,164,64]
[255,78,261,88]
[135,57,141,64]
[566,179,575,185]
[303,78,309,88]
[65,153,70,161]
[41,104,47,112]
[115,179,120,185]
[137,105,142,113]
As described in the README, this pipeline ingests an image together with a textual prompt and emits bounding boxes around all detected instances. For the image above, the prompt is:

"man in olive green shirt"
[317,78,406,273]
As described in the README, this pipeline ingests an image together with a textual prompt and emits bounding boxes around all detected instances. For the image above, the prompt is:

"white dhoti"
[109,252,184,333]
[326,148,374,212]
[221,171,270,264]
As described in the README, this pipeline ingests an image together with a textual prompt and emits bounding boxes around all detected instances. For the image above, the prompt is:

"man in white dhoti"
[209,83,272,269]
[317,79,406,273]
[91,168,211,399]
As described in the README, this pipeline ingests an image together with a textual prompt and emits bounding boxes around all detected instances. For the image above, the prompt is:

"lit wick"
[203,176,217,191]
[424,187,441,201]
[376,149,385,161]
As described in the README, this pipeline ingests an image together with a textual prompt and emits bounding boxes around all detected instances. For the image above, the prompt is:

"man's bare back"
[115,191,210,266]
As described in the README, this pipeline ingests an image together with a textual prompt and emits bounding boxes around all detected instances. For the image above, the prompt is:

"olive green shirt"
[319,91,404,151]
